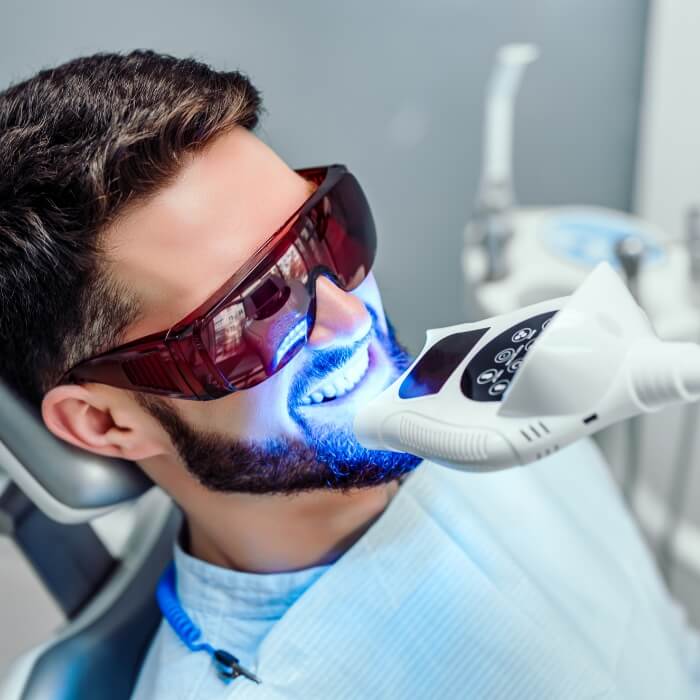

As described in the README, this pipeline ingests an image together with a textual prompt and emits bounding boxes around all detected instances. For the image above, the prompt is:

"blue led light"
[273,318,308,369]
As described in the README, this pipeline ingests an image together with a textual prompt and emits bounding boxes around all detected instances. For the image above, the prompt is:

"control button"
[512,328,535,343]
[477,368,502,384]
[507,358,523,374]
[495,348,515,364]
[461,310,557,403]
[488,379,510,396]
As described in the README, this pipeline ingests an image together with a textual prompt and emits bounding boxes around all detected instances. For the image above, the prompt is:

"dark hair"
[0,50,262,409]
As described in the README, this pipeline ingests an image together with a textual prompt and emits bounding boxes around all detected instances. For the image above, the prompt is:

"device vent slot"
[521,424,550,442]
[124,353,179,391]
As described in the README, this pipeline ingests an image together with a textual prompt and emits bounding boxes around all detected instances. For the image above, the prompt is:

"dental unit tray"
[354,262,700,471]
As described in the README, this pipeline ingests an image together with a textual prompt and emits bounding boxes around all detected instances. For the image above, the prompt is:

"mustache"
[288,328,372,409]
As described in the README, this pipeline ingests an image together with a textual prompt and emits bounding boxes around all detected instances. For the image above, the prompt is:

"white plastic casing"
[354,262,700,472]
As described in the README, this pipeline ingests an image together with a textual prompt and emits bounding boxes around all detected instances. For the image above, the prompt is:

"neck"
[179,480,401,573]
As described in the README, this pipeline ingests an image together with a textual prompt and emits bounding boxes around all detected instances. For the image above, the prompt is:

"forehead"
[105,126,311,343]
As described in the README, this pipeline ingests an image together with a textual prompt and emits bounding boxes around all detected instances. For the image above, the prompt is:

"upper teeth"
[300,348,370,405]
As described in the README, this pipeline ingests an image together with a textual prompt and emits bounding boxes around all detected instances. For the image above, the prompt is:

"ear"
[41,383,168,461]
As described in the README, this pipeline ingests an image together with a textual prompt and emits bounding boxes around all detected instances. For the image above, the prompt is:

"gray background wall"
[0,0,649,351]
[0,0,649,670]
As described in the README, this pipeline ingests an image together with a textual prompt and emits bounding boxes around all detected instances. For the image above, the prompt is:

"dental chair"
[0,377,180,700]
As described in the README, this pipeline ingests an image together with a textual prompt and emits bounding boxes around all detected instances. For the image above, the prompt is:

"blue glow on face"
[290,335,367,404]
[286,306,422,485]
[273,317,308,369]
[139,306,421,494]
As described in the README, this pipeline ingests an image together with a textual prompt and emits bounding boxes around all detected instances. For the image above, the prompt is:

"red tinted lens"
[189,170,376,395]
[198,296,271,394]
[192,276,312,394]
[318,172,376,290]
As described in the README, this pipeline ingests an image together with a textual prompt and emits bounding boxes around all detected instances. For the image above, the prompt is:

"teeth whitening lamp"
[354,261,700,471]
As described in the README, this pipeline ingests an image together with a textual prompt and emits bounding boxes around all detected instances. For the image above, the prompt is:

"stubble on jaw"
[132,311,421,495]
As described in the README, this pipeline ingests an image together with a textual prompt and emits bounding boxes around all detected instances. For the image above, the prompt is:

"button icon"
[507,358,522,373]
[495,348,515,364]
[512,328,535,343]
[477,368,502,384]
[488,379,510,396]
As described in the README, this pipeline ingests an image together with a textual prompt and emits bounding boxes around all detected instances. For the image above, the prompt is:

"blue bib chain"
[156,562,262,685]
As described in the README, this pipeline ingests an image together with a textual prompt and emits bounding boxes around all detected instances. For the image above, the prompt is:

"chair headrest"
[0,377,151,524]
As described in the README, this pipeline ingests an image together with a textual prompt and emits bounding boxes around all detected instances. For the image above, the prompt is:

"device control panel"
[461,310,557,402]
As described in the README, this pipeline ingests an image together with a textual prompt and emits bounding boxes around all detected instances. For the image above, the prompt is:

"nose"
[307,275,372,349]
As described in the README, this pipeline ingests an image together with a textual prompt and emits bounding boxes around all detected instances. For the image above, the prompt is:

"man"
[1,49,699,699]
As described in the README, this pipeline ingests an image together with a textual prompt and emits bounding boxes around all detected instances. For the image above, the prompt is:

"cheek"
[182,373,304,442]
[350,272,388,332]
[240,383,291,430]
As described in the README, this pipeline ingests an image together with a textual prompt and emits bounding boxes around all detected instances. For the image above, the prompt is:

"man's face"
[104,126,420,494]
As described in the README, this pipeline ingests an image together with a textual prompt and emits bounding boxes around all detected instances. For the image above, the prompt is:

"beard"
[136,308,422,495]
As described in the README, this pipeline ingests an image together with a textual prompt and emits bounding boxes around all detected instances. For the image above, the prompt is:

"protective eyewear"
[57,165,377,400]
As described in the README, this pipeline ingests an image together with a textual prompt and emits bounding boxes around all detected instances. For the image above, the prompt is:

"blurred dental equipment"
[459,43,700,583]
[614,234,645,509]
[468,43,538,282]
[354,261,700,470]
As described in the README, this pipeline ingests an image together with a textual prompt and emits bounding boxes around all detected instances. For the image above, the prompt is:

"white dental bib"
[132,439,700,699]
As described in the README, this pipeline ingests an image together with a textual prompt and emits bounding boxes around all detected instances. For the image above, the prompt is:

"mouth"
[298,343,372,407]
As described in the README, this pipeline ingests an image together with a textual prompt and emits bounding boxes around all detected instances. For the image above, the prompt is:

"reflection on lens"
[273,317,309,370]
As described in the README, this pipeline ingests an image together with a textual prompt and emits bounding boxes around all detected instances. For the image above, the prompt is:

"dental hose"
[626,340,700,584]
[657,401,699,585]
[615,235,645,509]
[653,327,700,584]
[656,209,700,583]
[656,209,700,582]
